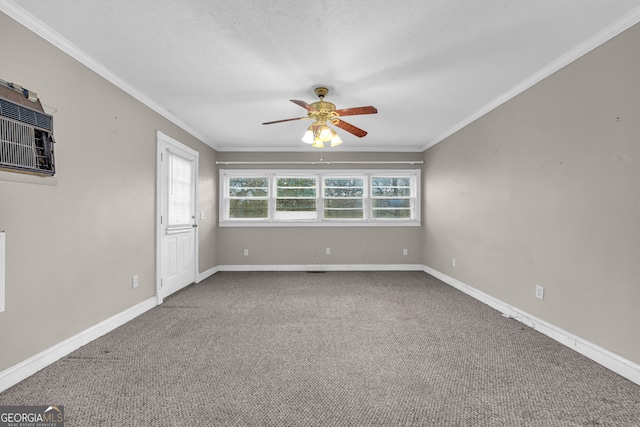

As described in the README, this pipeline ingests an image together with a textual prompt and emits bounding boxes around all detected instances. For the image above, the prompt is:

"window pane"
[230,200,268,218]
[277,177,316,187]
[372,177,412,187]
[373,199,411,208]
[324,209,363,219]
[276,199,316,211]
[325,178,363,187]
[373,209,411,219]
[167,153,192,226]
[277,188,317,198]
[230,177,269,187]
[372,187,411,197]
[324,187,363,197]
[324,199,363,209]
[229,177,269,197]
[230,187,269,197]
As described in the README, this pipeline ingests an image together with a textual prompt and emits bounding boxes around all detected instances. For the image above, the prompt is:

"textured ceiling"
[3,0,640,152]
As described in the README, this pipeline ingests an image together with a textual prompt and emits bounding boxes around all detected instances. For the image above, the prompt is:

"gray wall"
[216,151,424,266]
[423,23,640,364]
[0,12,217,371]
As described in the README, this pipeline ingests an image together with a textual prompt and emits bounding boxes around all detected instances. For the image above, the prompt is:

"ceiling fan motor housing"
[309,87,336,118]
[309,101,336,113]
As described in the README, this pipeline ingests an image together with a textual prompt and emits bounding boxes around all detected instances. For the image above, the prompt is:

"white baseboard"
[423,265,640,386]
[216,264,425,272]
[0,296,157,393]
[196,266,219,283]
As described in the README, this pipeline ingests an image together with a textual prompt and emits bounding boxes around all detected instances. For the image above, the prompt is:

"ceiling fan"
[262,87,378,148]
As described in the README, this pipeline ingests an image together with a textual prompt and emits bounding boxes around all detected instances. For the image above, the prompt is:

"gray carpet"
[1,271,639,426]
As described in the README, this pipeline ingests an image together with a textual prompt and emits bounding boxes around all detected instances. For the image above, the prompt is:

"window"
[220,169,420,226]
[167,152,194,227]
[323,177,364,219]
[371,177,412,219]
[228,176,269,219]
[276,176,317,220]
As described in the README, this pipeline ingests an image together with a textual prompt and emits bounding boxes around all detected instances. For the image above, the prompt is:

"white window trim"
[219,169,421,227]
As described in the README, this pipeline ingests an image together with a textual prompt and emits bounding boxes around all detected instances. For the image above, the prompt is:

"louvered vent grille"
[0,118,37,170]
[0,98,53,131]
[0,99,55,176]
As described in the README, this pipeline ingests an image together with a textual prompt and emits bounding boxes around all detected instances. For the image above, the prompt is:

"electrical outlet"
[325,248,331,255]
[132,275,139,289]
[403,248,408,256]
[243,249,249,256]
[535,284,544,300]
[452,258,456,267]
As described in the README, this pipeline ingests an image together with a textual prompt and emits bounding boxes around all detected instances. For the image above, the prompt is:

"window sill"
[219,220,421,228]
[0,170,57,186]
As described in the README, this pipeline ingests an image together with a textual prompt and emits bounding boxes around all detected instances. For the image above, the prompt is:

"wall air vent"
[0,79,55,176]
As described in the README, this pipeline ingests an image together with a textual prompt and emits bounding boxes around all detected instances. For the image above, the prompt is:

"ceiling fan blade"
[290,99,312,110]
[332,119,368,138]
[334,106,378,117]
[262,117,309,125]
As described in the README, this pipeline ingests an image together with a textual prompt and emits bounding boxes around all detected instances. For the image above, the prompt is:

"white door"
[157,132,198,302]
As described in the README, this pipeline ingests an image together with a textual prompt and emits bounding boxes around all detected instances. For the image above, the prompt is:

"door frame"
[156,130,199,304]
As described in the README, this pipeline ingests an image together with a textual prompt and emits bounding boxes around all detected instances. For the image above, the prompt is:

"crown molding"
[422,4,640,152]
[0,0,217,150]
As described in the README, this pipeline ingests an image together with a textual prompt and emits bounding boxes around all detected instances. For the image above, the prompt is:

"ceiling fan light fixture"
[303,121,339,148]
[301,129,314,144]
[318,125,333,142]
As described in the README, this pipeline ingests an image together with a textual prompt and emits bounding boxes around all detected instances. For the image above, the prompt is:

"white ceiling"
[4,0,640,152]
